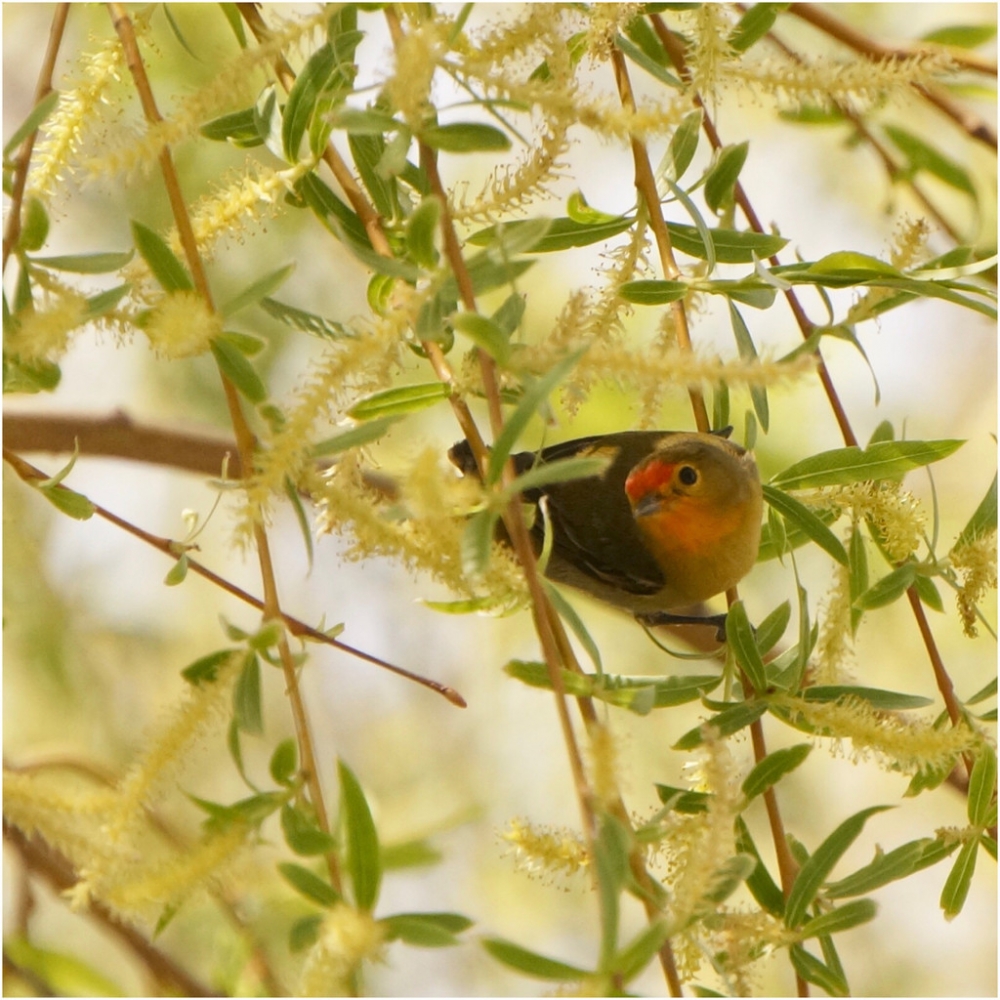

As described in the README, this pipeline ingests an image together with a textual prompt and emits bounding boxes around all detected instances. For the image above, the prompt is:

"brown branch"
[1,3,71,271]
[4,820,218,997]
[610,45,710,434]
[5,755,286,996]
[3,409,244,476]
[107,2,343,893]
[733,4,965,244]
[2,446,465,707]
[788,3,997,148]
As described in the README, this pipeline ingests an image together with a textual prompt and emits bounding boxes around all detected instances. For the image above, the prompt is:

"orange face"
[625,456,747,554]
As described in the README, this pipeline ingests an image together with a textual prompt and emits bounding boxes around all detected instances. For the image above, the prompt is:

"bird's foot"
[635,610,730,643]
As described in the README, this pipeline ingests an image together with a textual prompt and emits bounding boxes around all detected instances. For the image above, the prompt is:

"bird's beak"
[632,494,665,519]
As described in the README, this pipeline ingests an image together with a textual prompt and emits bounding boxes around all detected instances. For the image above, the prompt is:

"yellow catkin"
[773,693,982,774]
[296,904,386,997]
[500,817,591,878]
[950,531,998,637]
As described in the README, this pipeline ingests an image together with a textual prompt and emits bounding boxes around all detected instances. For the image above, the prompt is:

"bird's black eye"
[678,465,698,486]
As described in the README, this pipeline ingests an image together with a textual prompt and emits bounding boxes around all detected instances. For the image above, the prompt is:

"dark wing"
[523,433,674,597]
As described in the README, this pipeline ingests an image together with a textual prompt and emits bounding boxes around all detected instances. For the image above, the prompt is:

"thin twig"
[2,447,465,707]
[4,821,218,997]
[1,3,70,271]
[788,3,997,148]
[107,2,343,892]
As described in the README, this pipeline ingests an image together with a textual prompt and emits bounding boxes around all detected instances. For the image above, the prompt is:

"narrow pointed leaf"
[772,440,964,490]
[968,744,997,826]
[338,759,381,910]
[742,743,812,800]
[762,485,847,564]
[482,938,588,980]
[131,221,192,292]
[940,838,979,919]
[727,600,767,692]
[674,700,767,750]
[785,806,892,927]
[278,862,340,907]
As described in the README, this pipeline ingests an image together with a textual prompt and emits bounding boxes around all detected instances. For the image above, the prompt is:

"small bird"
[449,429,763,633]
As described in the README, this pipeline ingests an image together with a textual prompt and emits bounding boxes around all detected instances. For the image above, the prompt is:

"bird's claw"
[635,610,731,643]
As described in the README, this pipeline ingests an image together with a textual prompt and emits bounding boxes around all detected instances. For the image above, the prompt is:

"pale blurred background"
[3,3,996,996]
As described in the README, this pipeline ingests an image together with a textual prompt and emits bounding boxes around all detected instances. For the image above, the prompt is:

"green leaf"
[220,263,295,318]
[181,649,236,686]
[666,176,716,272]
[331,107,402,134]
[270,738,298,785]
[4,936,125,998]
[347,382,449,420]
[674,700,767,750]
[614,920,671,982]
[912,572,944,612]
[33,250,134,273]
[667,222,788,263]
[461,509,499,579]
[486,349,584,485]
[505,455,611,499]
[233,653,263,734]
[801,685,932,710]
[771,439,964,490]
[699,854,757,908]
[469,215,634,254]
[565,190,619,225]
[381,912,473,947]
[799,899,877,938]
[884,124,977,198]
[453,311,510,364]
[40,483,95,520]
[619,279,689,305]
[940,838,979,920]
[755,599,791,656]
[421,121,511,153]
[3,354,62,394]
[200,107,262,146]
[968,744,997,826]
[954,473,997,549]
[289,913,323,952]
[282,803,337,856]
[785,806,891,927]
[4,90,60,157]
[729,2,789,51]
[482,938,588,980]
[278,861,340,907]
[762,485,847,565]
[853,562,917,610]
[826,838,942,898]
[210,337,267,404]
[338,759,382,910]
[742,743,811,800]
[163,553,188,586]
[259,295,353,340]
[381,838,443,870]
[613,32,682,87]
[282,39,358,161]
[348,132,397,218]
[790,944,850,997]
[294,172,371,249]
[735,816,786,916]
[847,522,869,633]
[312,415,402,457]
[405,196,441,269]
[666,109,703,181]
[130,220,193,292]
[440,252,533,299]
[705,142,749,214]
[921,23,997,47]
[728,301,769,431]
[593,815,630,969]
[654,784,711,813]
[727,600,767,693]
